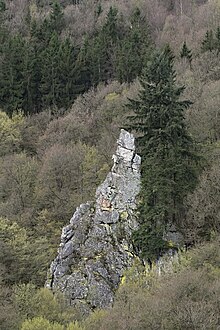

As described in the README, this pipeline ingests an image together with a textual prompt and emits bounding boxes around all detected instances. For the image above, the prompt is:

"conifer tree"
[0,36,27,116]
[215,26,220,52]
[0,0,6,52]
[116,7,152,82]
[95,2,102,18]
[180,41,192,65]
[0,0,5,12]
[88,34,108,85]
[76,36,92,90]
[102,6,119,45]
[57,38,79,108]
[97,6,121,81]
[26,22,45,114]
[40,33,80,110]
[83,7,119,85]
[40,32,61,108]
[49,1,64,34]
[126,46,199,259]
[201,30,215,52]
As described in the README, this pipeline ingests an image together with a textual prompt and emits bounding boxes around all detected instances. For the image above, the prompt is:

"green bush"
[21,317,64,330]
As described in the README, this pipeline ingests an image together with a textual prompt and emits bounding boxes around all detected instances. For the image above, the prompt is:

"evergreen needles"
[126,46,199,260]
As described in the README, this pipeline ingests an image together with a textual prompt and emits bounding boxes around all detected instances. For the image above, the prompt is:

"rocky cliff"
[46,129,141,314]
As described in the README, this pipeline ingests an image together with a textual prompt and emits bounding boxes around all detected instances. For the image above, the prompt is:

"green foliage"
[0,36,28,116]
[49,1,64,34]
[14,285,76,327]
[180,41,192,64]
[201,29,216,52]
[0,218,54,286]
[189,236,220,272]
[95,3,102,18]
[215,26,220,53]
[21,317,64,330]
[82,238,220,330]
[0,111,23,156]
[83,6,122,85]
[0,152,38,221]
[126,46,199,259]
[0,282,19,330]
[0,218,29,285]
[35,143,101,222]
[102,6,119,43]
[40,32,61,108]
[0,5,152,115]
[32,288,68,323]
[6,238,220,330]
[0,2,69,115]
[116,7,152,83]
[40,33,79,110]
[67,322,84,330]
[83,310,107,330]
[13,283,37,319]
[0,82,127,288]
[0,0,6,12]
[0,1,220,327]
[184,159,220,243]
[132,223,167,260]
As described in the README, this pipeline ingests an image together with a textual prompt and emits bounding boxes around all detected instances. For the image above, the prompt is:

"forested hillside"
[0,0,220,329]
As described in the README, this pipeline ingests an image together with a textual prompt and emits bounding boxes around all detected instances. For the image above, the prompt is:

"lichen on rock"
[46,129,141,314]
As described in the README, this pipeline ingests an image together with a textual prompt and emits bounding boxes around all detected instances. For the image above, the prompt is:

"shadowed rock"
[46,129,141,314]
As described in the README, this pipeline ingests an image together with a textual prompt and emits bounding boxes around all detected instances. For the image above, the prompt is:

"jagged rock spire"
[46,129,141,314]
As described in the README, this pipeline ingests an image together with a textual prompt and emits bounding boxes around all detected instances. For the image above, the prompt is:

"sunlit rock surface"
[46,129,141,314]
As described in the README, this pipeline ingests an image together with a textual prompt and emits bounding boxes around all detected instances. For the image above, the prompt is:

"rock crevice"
[46,129,141,314]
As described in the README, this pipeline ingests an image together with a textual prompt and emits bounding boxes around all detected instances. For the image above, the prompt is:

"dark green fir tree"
[215,26,220,52]
[201,30,215,52]
[95,2,102,18]
[126,46,199,260]
[88,33,108,85]
[0,0,6,52]
[76,36,93,90]
[180,41,192,66]
[101,6,121,80]
[102,6,119,45]
[49,1,64,34]
[0,36,27,116]
[57,38,79,108]
[40,32,61,109]
[116,7,152,83]
[0,0,6,12]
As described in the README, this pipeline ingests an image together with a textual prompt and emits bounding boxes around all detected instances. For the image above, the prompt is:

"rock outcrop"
[46,129,141,314]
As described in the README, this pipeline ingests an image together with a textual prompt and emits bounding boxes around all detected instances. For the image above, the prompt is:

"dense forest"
[0,0,220,329]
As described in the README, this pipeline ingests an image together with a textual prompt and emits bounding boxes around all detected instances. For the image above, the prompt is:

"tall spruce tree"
[86,6,120,84]
[27,22,44,114]
[201,30,215,52]
[57,38,79,108]
[40,32,61,109]
[126,46,199,259]
[49,1,64,34]
[215,26,220,52]
[0,0,5,12]
[76,36,92,91]
[116,7,152,83]
[180,41,192,66]
[100,6,120,81]
[0,0,6,52]
[0,36,27,116]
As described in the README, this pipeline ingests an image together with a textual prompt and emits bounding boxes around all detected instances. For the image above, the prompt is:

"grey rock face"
[46,129,141,314]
